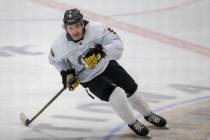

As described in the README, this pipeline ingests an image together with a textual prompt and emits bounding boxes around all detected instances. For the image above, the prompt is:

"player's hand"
[83,44,105,68]
[60,69,80,91]
[67,78,80,91]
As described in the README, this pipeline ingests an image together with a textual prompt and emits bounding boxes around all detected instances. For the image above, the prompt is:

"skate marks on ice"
[21,123,92,140]
[52,115,107,122]
[142,83,210,104]
[150,99,210,140]
[111,99,210,140]
[77,102,115,113]
[33,123,92,132]
[20,84,210,140]
[20,103,113,140]
[0,45,44,57]
[142,92,176,103]
[169,84,210,95]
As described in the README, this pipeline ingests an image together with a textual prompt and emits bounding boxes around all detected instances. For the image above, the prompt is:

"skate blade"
[148,124,170,130]
[136,133,152,139]
[162,124,170,129]
[145,133,152,139]
[158,124,170,129]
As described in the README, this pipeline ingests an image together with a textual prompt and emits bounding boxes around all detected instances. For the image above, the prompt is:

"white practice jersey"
[48,21,123,83]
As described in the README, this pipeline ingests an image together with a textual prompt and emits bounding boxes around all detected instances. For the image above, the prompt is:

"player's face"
[66,23,84,41]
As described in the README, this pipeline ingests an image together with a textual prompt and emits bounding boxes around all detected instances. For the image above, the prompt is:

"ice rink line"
[103,95,210,140]
[32,0,210,57]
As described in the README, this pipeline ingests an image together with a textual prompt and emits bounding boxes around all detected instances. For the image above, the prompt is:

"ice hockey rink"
[0,0,210,139]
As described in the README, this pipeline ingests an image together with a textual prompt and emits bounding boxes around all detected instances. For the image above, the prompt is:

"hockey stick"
[19,87,65,126]
[19,67,86,126]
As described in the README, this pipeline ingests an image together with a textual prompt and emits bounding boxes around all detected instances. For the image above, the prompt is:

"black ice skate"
[144,112,167,127]
[128,120,149,136]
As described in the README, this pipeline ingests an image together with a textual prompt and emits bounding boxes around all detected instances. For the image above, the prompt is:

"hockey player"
[48,8,167,136]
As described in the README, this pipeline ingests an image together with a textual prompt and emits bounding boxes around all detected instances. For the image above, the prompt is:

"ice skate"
[144,112,167,128]
[128,120,150,137]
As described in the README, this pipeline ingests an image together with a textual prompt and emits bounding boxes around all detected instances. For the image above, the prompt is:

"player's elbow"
[115,45,123,59]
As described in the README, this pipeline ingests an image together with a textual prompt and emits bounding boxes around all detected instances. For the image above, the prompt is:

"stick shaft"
[28,87,65,124]
[27,67,86,125]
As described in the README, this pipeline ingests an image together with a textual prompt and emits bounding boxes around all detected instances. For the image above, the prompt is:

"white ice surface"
[0,0,210,139]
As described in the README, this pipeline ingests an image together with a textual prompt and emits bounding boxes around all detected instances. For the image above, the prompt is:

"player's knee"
[101,83,137,101]
[125,83,138,97]
[99,85,116,102]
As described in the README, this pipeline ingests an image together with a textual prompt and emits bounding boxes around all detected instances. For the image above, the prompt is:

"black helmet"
[63,8,83,25]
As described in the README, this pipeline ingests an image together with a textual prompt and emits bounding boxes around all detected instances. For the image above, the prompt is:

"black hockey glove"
[83,44,106,68]
[60,69,80,91]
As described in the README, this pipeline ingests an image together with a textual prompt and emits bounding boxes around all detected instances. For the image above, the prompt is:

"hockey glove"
[60,69,80,91]
[83,44,106,68]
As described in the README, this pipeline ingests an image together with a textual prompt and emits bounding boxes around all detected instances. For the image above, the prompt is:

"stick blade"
[19,112,30,126]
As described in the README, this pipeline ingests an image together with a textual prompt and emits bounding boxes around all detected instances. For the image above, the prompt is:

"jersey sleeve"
[48,48,71,72]
[101,27,124,60]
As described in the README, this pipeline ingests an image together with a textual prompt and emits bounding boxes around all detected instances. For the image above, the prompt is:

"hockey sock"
[109,87,136,125]
[128,88,152,116]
